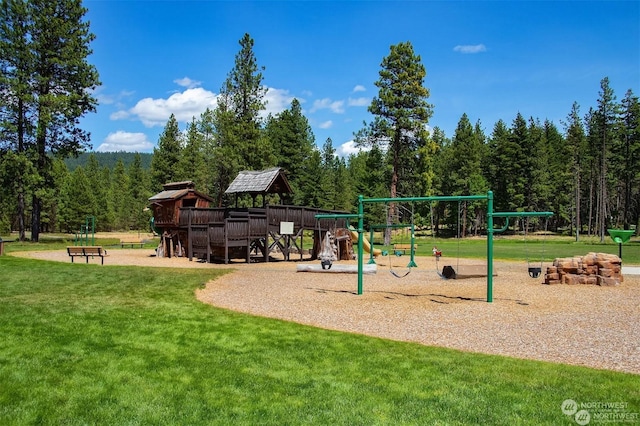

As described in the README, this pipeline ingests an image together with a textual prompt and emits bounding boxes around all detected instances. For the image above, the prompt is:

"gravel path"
[13,249,640,374]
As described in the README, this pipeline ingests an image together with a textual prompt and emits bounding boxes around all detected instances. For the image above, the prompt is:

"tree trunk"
[17,185,26,241]
[31,195,41,242]
[17,97,27,241]
[385,133,400,246]
[575,172,581,242]
[588,179,594,237]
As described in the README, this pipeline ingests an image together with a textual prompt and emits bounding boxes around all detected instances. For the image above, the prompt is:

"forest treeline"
[64,152,152,172]
[2,75,636,241]
[1,3,638,242]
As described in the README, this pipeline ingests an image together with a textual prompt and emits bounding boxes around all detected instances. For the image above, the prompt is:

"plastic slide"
[348,227,382,257]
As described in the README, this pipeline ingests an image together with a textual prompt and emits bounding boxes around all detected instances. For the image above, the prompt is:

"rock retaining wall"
[544,252,623,286]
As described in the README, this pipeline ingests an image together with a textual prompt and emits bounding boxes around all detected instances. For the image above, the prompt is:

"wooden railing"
[177,205,349,263]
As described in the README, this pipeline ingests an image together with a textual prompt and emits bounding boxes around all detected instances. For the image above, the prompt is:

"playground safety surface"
[13,248,640,375]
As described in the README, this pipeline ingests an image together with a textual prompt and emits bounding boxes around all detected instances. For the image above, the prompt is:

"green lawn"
[0,255,638,425]
[395,235,640,265]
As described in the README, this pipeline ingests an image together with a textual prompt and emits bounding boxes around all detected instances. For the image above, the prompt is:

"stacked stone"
[544,252,623,286]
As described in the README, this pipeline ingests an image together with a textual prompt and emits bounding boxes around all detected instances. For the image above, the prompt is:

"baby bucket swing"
[431,201,461,279]
[523,216,548,278]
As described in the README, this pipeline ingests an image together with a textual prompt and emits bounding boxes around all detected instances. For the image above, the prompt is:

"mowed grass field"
[0,246,638,425]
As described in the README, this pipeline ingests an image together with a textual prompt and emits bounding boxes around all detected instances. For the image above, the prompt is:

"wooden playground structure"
[149,169,348,264]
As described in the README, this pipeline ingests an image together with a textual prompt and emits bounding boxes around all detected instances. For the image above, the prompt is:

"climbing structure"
[149,169,348,263]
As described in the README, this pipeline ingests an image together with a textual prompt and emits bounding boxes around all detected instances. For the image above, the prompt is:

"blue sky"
[82,1,639,156]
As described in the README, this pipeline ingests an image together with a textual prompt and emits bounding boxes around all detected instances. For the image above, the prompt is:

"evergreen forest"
[0,2,638,242]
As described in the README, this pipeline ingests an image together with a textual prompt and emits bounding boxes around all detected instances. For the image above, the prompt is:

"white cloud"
[336,140,370,157]
[352,85,366,93]
[453,44,487,54]
[94,87,135,106]
[310,98,345,114]
[118,87,219,127]
[348,97,369,107]
[109,110,130,120]
[113,85,295,127]
[318,120,333,129]
[95,131,154,152]
[174,77,202,88]
[262,87,296,117]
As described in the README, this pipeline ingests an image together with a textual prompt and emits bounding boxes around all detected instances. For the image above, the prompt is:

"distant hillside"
[64,152,153,171]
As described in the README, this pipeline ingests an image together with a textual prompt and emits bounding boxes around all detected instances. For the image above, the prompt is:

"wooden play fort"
[149,168,347,264]
[544,252,623,286]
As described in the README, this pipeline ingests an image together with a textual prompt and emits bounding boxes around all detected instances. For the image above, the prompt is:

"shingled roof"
[225,167,292,195]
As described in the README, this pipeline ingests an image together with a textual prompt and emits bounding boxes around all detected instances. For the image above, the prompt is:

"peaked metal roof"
[148,189,191,202]
[225,167,293,195]
[149,181,214,202]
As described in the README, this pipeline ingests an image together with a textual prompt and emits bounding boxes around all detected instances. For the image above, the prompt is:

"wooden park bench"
[120,239,145,248]
[393,244,417,255]
[67,246,107,264]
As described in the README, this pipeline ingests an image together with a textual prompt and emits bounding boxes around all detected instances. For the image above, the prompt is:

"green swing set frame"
[316,190,553,302]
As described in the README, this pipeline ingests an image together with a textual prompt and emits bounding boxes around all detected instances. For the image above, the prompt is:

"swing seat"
[528,267,541,278]
[321,259,332,270]
[441,265,496,279]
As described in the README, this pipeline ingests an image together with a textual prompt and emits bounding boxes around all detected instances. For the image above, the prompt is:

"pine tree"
[543,120,569,231]
[0,0,32,240]
[616,89,639,231]
[176,118,207,190]
[297,149,323,208]
[151,114,182,191]
[359,41,432,243]
[318,138,337,209]
[363,41,433,202]
[564,102,587,240]
[128,153,151,230]
[526,118,551,215]
[0,0,99,241]
[446,114,488,235]
[111,159,131,230]
[224,33,269,171]
[84,153,111,231]
[210,91,242,206]
[58,166,95,232]
[199,107,216,196]
[266,98,314,203]
[593,77,619,240]
[486,119,516,212]
[208,34,269,205]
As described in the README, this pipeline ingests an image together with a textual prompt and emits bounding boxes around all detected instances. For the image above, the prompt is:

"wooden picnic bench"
[393,244,417,255]
[120,239,145,248]
[67,246,107,264]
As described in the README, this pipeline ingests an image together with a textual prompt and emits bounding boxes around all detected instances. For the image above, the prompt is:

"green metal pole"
[358,195,364,295]
[407,222,417,268]
[368,227,376,264]
[487,191,494,303]
[91,216,95,246]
